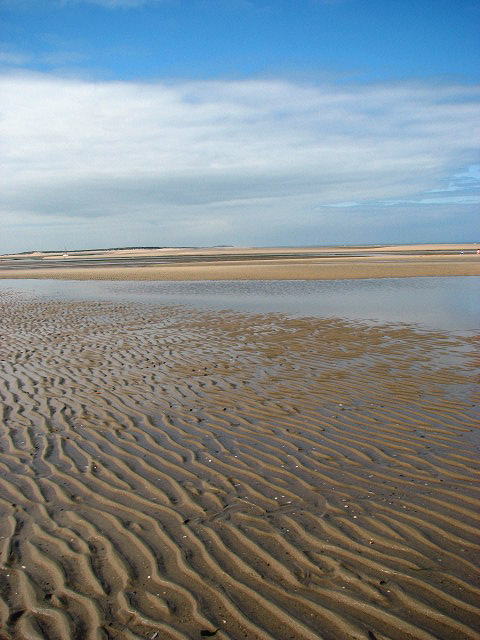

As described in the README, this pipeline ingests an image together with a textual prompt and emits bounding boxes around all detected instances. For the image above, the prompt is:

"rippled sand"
[0,291,479,640]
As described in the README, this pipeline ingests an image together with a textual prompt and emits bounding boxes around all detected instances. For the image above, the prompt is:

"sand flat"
[4,243,478,259]
[0,290,479,639]
[1,244,479,281]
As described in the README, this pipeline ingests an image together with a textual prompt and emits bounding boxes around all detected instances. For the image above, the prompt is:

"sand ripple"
[0,290,479,640]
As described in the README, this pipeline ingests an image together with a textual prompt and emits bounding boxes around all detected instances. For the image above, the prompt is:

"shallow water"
[2,276,479,333]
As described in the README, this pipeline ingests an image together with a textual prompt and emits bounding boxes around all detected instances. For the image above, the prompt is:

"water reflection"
[1,277,479,333]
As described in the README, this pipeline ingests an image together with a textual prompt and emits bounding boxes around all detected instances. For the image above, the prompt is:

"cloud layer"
[1,73,479,251]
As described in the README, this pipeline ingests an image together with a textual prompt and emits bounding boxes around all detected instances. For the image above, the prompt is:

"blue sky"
[1,0,479,251]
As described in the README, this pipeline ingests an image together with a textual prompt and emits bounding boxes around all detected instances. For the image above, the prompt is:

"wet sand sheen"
[0,291,479,640]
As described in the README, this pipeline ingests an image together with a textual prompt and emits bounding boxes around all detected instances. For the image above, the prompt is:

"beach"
[4,0,480,634]
[0,282,479,640]
[1,244,479,281]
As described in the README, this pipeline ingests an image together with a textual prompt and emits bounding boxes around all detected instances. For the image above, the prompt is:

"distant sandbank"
[1,244,479,280]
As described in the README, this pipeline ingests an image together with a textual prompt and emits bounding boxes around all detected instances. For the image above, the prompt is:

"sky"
[1,0,479,252]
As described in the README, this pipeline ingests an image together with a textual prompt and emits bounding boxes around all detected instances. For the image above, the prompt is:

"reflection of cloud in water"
[2,277,479,333]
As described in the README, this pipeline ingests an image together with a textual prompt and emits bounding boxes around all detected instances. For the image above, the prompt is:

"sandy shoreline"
[1,244,479,281]
[0,290,479,639]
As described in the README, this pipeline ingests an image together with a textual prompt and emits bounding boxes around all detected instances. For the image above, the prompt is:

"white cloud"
[1,73,479,250]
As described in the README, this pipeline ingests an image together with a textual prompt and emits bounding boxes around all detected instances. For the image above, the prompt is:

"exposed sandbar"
[1,244,479,280]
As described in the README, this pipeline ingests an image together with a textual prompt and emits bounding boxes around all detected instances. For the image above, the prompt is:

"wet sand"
[1,244,479,281]
[0,290,479,639]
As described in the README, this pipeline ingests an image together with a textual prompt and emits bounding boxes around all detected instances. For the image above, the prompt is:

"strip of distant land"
[1,244,479,280]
